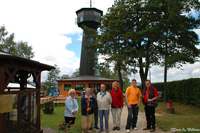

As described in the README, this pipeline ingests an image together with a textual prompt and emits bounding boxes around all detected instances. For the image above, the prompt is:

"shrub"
[152,78,200,108]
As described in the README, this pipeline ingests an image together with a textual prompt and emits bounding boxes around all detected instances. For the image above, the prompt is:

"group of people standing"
[64,79,159,133]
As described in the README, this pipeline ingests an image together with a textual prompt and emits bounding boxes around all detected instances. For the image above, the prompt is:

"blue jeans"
[126,104,139,130]
[94,108,98,127]
[99,110,109,130]
[91,108,98,127]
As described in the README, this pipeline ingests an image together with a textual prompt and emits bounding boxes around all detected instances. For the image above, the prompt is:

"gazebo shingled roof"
[0,52,54,71]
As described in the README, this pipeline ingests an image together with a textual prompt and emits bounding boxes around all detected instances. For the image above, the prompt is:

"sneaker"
[116,127,120,130]
[134,127,138,130]
[112,127,117,130]
[105,129,109,133]
[126,129,130,132]
[88,127,92,130]
[95,126,100,129]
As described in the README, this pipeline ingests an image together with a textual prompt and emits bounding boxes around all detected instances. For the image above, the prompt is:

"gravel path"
[42,106,170,133]
[107,106,167,133]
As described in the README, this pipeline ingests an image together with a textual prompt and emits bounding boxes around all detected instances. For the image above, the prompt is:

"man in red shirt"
[143,80,159,132]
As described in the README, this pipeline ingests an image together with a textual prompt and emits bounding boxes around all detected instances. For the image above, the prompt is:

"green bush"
[152,78,200,108]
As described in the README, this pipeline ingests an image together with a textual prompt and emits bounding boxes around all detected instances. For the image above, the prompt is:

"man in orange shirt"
[125,79,142,133]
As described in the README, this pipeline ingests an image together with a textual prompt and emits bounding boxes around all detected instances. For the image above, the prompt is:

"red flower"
[69,120,73,123]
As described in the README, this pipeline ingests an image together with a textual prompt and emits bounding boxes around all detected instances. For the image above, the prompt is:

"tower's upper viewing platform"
[76,8,103,29]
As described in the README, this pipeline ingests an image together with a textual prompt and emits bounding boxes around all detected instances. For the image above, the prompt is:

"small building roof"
[57,75,119,82]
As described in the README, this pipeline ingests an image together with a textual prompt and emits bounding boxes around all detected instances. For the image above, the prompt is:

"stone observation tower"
[76,1,103,75]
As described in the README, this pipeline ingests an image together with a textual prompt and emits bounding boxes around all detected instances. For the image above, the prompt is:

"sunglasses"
[71,93,75,94]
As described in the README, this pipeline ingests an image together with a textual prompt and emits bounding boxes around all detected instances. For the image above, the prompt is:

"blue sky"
[64,33,82,58]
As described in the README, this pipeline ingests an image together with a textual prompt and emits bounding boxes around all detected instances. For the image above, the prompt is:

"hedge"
[152,78,200,108]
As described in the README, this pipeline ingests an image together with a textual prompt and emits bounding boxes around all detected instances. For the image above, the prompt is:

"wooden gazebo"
[0,52,55,133]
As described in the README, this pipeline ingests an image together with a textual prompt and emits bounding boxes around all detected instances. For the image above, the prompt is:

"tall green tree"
[0,25,34,59]
[148,0,200,102]
[88,0,160,89]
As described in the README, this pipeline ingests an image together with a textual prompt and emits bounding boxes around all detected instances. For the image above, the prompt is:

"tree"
[61,74,70,79]
[15,41,34,59]
[71,68,80,77]
[0,26,15,53]
[88,0,160,89]
[0,25,34,59]
[84,1,136,90]
[88,0,200,101]
[43,64,60,94]
[150,0,200,102]
[99,63,113,78]
[99,62,131,91]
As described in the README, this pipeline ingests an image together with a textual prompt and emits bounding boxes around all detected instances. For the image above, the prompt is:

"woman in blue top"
[64,89,78,126]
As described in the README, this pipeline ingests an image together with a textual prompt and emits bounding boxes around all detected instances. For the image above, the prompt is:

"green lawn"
[41,98,82,132]
[156,102,200,132]
[41,99,200,132]
[139,102,200,132]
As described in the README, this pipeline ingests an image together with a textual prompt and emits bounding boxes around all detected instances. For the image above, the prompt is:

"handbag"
[146,90,158,108]
[147,100,158,108]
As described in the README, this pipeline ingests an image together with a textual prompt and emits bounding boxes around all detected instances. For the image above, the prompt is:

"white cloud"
[129,62,200,84]
[0,0,114,81]
[192,69,200,76]
[78,35,83,41]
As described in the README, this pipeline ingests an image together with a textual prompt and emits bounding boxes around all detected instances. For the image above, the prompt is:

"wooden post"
[0,66,6,133]
[18,94,21,133]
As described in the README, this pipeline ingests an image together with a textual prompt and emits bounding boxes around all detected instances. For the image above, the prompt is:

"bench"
[53,96,68,104]
[40,97,53,104]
